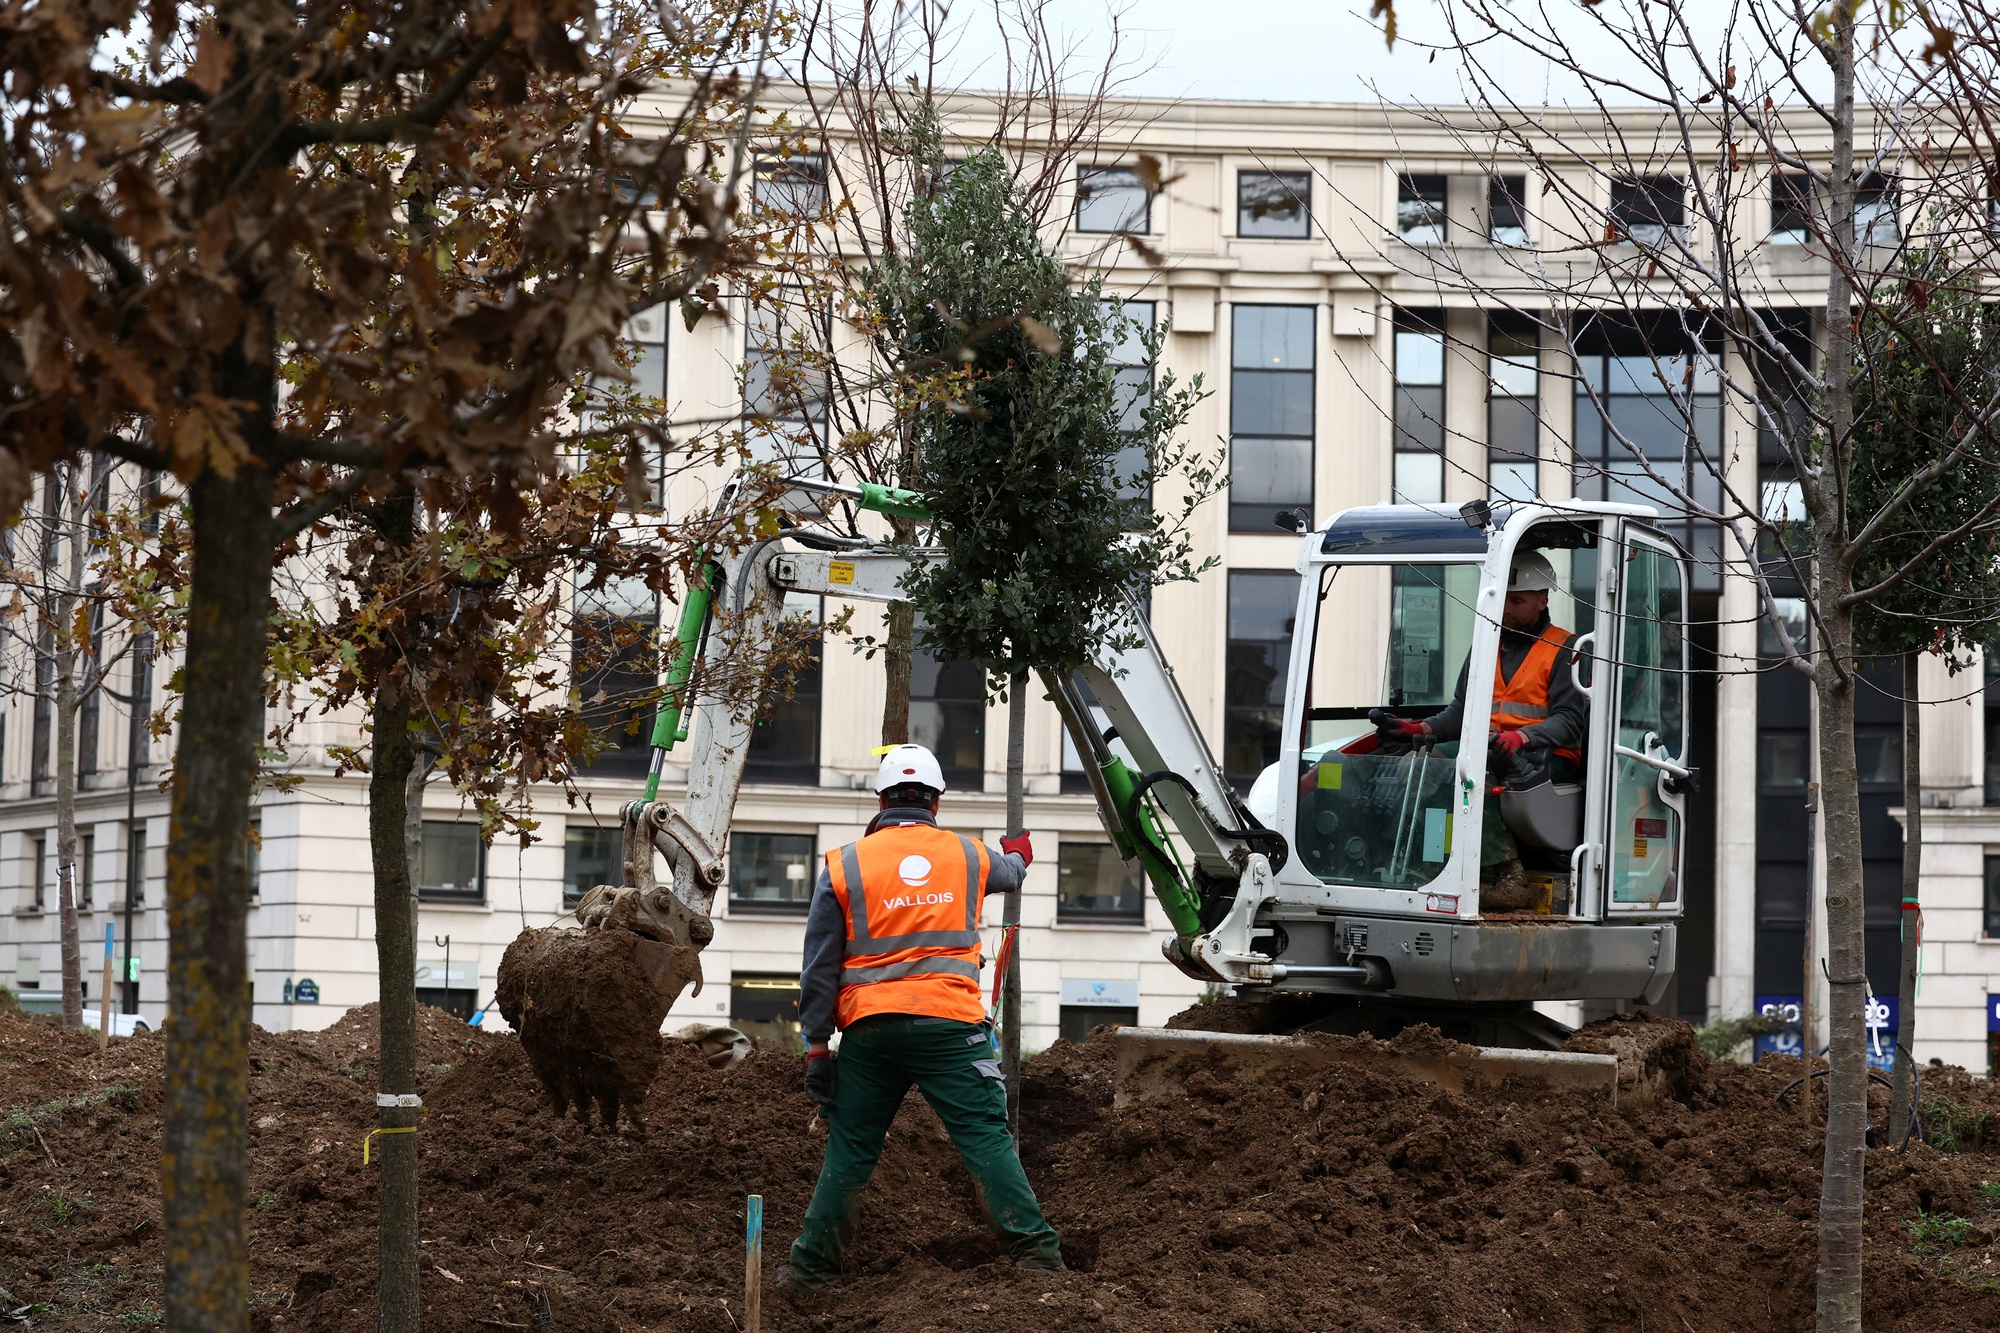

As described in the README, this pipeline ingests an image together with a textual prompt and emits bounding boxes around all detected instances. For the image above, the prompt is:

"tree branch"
[90,70,210,105]
[275,470,373,542]
[267,432,386,469]
[277,27,510,151]
[59,211,144,289]
[93,434,170,472]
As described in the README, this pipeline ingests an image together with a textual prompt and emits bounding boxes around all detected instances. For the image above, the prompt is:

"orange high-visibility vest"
[826,823,989,1029]
[1490,625,1583,765]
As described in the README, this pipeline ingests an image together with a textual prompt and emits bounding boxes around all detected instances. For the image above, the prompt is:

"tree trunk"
[369,483,422,1333]
[1001,670,1026,1136]
[1890,649,1922,1144]
[55,464,84,1030]
[881,600,914,745]
[163,457,274,1333]
[1814,13,1864,1328]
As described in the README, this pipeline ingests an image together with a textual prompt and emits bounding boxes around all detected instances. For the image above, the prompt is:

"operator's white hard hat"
[874,743,947,793]
[1508,551,1559,593]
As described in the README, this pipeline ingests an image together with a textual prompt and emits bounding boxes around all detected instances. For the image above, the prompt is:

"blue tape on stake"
[746,1194,762,1252]
[104,924,114,959]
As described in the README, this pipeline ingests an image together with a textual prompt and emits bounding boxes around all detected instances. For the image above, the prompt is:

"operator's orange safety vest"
[1490,625,1583,765]
[826,824,990,1029]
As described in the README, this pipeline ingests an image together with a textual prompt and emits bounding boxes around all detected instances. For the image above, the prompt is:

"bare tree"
[1332,3,2000,1327]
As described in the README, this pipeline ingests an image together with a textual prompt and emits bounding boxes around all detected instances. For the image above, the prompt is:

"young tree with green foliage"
[1848,257,2000,1144]
[866,122,1218,1119]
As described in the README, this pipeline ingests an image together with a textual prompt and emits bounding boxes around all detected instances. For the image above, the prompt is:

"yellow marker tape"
[871,744,899,756]
[1316,762,1343,790]
[362,1126,419,1165]
[828,561,856,585]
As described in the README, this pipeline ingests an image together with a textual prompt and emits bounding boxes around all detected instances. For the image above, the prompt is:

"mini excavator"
[497,478,1695,1124]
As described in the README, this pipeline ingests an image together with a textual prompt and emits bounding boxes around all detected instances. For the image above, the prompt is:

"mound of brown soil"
[7,1005,2000,1332]
[496,927,674,1131]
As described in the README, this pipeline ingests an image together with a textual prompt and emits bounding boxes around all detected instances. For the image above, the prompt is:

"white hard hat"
[1508,551,1558,593]
[874,743,946,793]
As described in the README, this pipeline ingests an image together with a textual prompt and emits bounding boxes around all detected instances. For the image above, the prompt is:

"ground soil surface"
[6,1002,2000,1332]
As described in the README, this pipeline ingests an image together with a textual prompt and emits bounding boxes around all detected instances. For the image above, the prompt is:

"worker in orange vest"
[782,743,1064,1292]
[1375,552,1587,907]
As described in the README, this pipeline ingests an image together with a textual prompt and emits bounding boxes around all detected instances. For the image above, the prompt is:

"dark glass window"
[1986,855,2000,936]
[1225,571,1295,792]
[1230,305,1315,532]
[731,973,803,1025]
[1488,315,1538,501]
[573,576,659,777]
[1394,309,1445,504]
[745,594,822,786]
[79,830,94,909]
[417,821,485,903]
[1571,314,1723,591]
[1056,842,1144,922]
[911,632,985,788]
[729,832,817,915]
[744,291,830,469]
[1489,175,1528,245]
[1987,645,2000,805]
[1396,173,1447,243]
[584,305,671,505]
[1239,170,1311,238]
[753,153,828,217]
[1772,173,1813,244]
[1106,300,1157,525]
[77,605,101,779]
[31,834,45,911]
[1059,1005,1138,1044]
[1854,725,1904,788]
[1076,166,1150,234]
[1857,172,1899,244]
[1610,176,1685,245]
[563,824,619,909]
[31,623,51,796]
[126,823,146,911]
[1758,733,1810,787]
[415,988,478,1021]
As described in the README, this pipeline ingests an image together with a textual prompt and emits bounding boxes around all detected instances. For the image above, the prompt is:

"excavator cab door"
[1582,524,1691,919]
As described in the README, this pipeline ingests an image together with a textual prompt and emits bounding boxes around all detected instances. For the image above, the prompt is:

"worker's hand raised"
[1000,831,1033,867]
[804,1051,838,1105]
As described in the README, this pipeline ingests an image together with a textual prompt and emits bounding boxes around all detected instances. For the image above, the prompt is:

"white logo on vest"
[898,854,933,886]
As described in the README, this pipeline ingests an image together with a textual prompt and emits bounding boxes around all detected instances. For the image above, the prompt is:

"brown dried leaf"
[1018,315,1059,356]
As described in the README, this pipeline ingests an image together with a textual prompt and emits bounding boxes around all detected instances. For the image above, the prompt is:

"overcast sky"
[917,0,1844,108]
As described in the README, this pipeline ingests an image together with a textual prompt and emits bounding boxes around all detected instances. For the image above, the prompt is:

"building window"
[744,290,830,468]
[585,305,671,504]
[745,594,822,786]
[728,832,816,915]
[414,987,478,1021]
[1488,315,1539,501]
[910,635,985,788]
[1396,173,1447,244]
[1075,166,1150,234]
[1238,170,1311,238]
[1856,172,1899,245]
[1771,172,1813,244]
[78,830,94,910]
[1571,314,1723,590]
[126,822,146,909]
[78,605,102,780]
[1056,842,1144,922]
[1059,1004,1139,1045]
[1229,304,1316,532]
[1107,300,1157,524]
[417,821,485,904]
[246,816,260,903]
[563,824,619,909]
[1489,175,1528,245]
[573,575,659,777]
[731,973,802,1027]
[31,833,45,912]
[753,153,828,218]
[1610,175,1685,246]
[1225,571,1295,792]
[1394,309,1446,503]
[1986,855,2000,936]
[31,625,52,796]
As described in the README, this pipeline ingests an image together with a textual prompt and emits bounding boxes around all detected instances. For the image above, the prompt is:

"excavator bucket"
[495,874,714,1131]
[1108,1025,1622,1106]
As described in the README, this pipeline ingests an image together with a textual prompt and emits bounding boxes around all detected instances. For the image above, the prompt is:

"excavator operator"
[782,743,1065,1292]
[1375,551,1587,908]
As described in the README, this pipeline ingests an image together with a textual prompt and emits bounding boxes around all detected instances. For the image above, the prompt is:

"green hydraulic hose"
[643,553,718,799]
[1098,755,1203,937]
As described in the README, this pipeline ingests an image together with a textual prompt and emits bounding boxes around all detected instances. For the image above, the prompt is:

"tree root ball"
[495,927,674,1132]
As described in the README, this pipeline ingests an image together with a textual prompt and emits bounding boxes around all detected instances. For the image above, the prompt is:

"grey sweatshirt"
[1424,613,1588,754]
[797,806,1027,1043]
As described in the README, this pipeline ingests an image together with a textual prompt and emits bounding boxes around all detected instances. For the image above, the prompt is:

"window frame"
[1075,165,1151,235]
[1609,175,1687,245]
[416,820,488,905]
[743,594,824,787]
[1223,570,1297,794]
[562,823,621,910]
[752,152,830,219]
[726,831,819,917]
[1771,172,1814,245]
[1488,175,1529,245]
[1237,169,1313,239]
[1393,308,1446,504]
[1228,303,1317,533]
[1055,840,1147,924]
[1986,853,2000,938]
[1396,173,1448,245]
[1487,314,1539,502]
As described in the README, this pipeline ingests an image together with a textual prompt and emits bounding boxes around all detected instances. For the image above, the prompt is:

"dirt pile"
[7,1007,2000,1332]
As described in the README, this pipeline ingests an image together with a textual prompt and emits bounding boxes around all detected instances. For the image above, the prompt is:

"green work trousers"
[790,1014,1062,1281]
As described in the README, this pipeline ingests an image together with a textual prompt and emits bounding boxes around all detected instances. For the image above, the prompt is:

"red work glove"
[1000,830,1033,867]
[1493,730,1528,755]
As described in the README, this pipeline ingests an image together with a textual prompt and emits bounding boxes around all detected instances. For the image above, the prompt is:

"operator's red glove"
[1000,831,1033,867]
[1493,730,1528,755]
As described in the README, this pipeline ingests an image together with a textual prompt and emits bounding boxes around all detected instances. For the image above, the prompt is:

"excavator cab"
[1235,501,1692,1014]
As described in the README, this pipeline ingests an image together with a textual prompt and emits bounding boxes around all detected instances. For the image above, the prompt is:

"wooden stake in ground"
[99,924,114,1054]
[743,1194,762,1333]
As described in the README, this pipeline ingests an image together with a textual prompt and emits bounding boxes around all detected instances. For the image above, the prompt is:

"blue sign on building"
[1864,994,1899,1074]
[291,978,320,1005]
[1988,994,2000,1032]
[1754,994,1803,1060]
